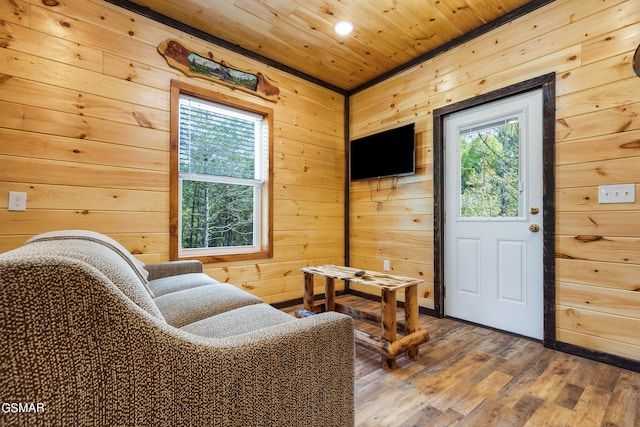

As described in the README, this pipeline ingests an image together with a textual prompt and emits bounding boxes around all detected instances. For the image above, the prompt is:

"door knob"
[529,224,540,232]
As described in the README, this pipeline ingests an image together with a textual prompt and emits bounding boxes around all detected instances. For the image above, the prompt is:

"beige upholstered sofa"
[0,230,354,427]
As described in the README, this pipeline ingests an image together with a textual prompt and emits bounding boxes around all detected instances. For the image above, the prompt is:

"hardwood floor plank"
[423,408,464,427]
[399,405,444,427]
[450,370,513,416]
[510,394,546,426]
[462,398,517,427]
[528,353,582,402]
[590,362,623,391]
[554,382,585,410]
[492,348,556,408]
[496,339,547,376]
[566,357,599,388]
[524,401,575,426]
[602,370,640,426]
[281,295,640,426]
[570,384,612,426]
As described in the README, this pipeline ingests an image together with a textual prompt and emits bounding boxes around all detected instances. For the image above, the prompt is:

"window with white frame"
[170,81,272,262]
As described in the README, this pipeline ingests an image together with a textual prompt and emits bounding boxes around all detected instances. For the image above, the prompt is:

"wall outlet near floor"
[598,184,635,204]
[8,191,27,211]
[383,259,391,271]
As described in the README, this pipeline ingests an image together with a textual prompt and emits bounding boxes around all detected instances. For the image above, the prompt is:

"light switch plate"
[8,191,27,211]
[598,184,635,204]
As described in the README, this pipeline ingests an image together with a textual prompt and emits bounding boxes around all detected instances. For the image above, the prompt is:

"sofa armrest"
[194,312,355,426]
[144,260,204,280]
[1,257,354,427]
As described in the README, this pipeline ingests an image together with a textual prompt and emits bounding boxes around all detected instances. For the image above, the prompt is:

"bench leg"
[325,276,335,312]
[303,272,315,311]
[405,284,420,360]
[381,288,397,370]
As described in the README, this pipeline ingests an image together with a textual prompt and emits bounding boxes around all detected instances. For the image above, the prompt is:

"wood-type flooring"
[284,294,640,426]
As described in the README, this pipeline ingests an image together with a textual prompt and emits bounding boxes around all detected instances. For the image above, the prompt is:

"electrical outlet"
[383,259,391,271]
[8,191,27,211]
[598,184,635,204]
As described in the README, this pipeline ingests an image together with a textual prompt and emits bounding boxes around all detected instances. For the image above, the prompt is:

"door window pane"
[459,118,520,218]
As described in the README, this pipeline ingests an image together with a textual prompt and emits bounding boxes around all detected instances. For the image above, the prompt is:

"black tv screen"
[350,123,415,181]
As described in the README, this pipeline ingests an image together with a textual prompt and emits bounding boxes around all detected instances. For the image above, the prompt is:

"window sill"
[174,249,272,264]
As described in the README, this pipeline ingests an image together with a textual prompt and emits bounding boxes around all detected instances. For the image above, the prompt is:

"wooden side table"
[298,264,430,370]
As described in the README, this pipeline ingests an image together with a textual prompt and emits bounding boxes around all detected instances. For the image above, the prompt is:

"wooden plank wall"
[349,0,640,361]
[0,0,345,304]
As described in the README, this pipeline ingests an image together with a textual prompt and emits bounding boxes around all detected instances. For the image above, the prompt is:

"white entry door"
[444,89,543,339]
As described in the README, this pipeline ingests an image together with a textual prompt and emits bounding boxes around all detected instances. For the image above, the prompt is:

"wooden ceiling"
[122,0,539,92]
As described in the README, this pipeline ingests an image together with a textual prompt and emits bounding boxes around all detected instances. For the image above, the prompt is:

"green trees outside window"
[178,95,264,251]
[181,181,254,249]
[459,120,520,218]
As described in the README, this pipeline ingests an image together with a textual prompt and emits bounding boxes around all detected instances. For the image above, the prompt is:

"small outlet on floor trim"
[8,191,27,211]
[383,259,391,271]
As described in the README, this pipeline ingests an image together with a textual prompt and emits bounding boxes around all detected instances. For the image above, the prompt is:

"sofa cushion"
[149,272,219,297]
[180,303,295,338]
[154,283,262,328]
[19,239,164,320]
[26,230,153,295]
[144,260,204,281]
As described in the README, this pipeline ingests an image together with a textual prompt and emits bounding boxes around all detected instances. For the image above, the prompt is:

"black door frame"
[432,73,556,348]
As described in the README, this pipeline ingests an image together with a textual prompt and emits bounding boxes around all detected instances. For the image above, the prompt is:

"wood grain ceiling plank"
[123,0,538,90]
[499,0,534,10]
[465,0,510,23]
[362,0,460,46]
[294,0,421,66]
[146,0,274,46]
[431,0,488,34]
[233,2,377,87]
[284,2,416,87]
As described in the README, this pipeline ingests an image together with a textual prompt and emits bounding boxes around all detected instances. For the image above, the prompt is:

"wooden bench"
[297,265,430,370]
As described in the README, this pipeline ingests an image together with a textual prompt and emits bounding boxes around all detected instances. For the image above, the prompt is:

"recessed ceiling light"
[333,20,354,36]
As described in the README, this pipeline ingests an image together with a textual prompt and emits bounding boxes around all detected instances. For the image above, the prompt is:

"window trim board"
[169,80,274,263]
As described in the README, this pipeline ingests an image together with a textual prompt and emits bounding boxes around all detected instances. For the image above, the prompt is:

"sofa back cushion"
[21,236,163,320]
[26,230,150,285]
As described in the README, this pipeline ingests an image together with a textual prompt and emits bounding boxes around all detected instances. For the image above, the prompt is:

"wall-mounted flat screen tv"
[350,123,415,181]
